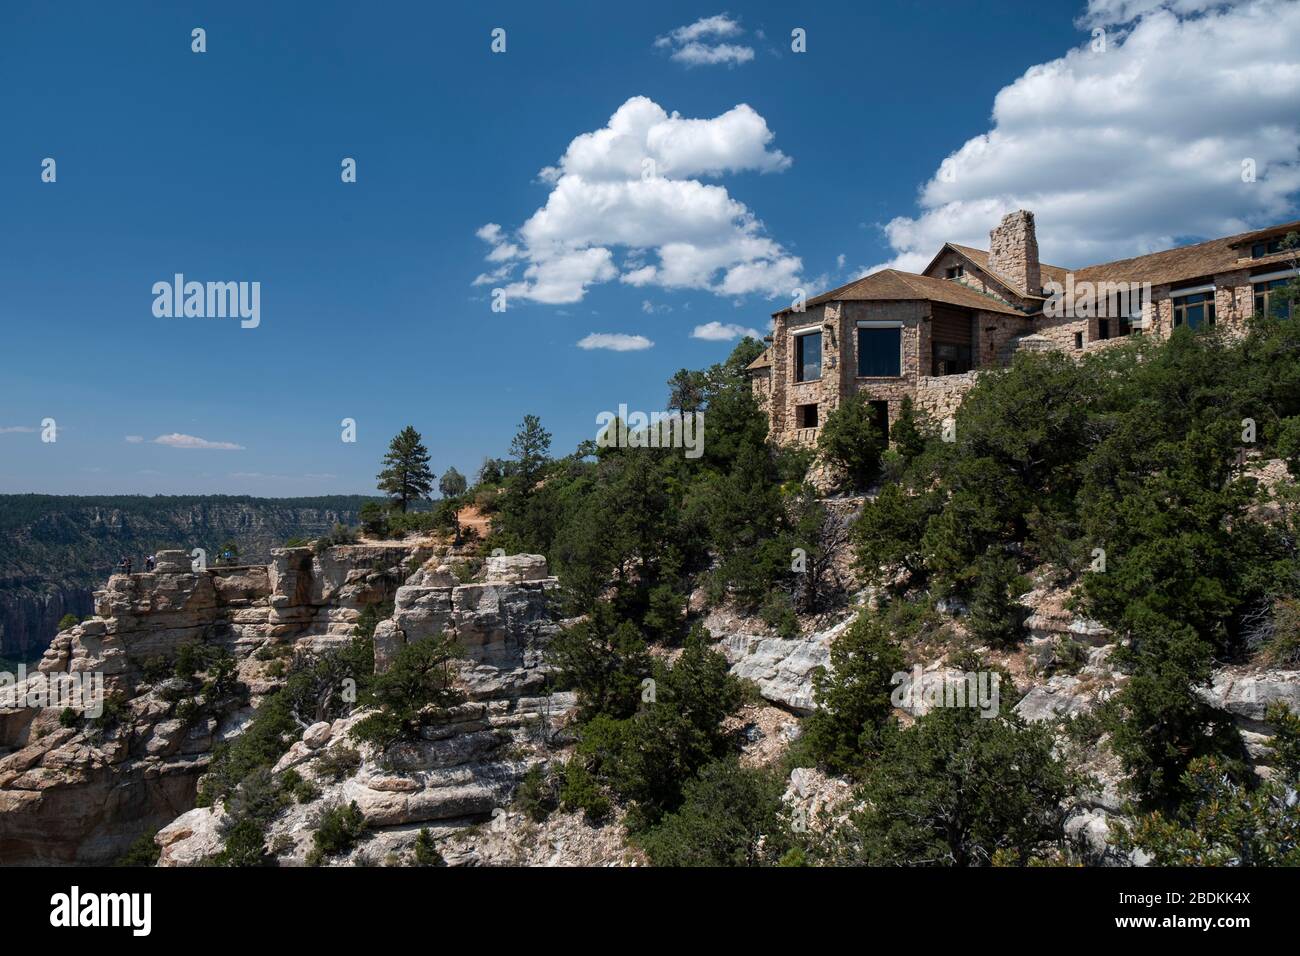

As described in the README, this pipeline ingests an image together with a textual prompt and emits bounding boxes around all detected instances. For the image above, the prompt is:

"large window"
[794,330,821,382]
[1251,238,1285,259]
[1254,279,1297,320]
[857,325,901,377]
[1172,292,1215,330]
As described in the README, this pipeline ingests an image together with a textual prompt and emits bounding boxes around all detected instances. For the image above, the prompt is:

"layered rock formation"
[0,543,412,864]
[156,552,579,866]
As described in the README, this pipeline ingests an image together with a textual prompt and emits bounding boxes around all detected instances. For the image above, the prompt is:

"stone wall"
[914,370,982,423]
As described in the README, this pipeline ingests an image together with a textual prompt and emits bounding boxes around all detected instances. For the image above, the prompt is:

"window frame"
[792,327,822,383]
[1254,278,1297,321]
[1171,289,1217,330]
[855,321,904,378]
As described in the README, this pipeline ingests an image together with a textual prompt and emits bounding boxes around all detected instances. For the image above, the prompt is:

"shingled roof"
[745,347,772,371]
[1071,219,1300,287]
[773,268,1026,318]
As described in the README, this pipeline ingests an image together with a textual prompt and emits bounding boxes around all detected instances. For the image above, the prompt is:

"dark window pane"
[857,327,901,377]
[795,332,821,382]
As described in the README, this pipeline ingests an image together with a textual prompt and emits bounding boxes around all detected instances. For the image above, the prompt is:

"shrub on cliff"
[802,610,906,776]
[640,758,792,867]
[577,630,745,829]
[814,706,1074,866]
[817,393,886,490]
[351,635,462,748]
[546,602,652,722]
[308,801,367,863]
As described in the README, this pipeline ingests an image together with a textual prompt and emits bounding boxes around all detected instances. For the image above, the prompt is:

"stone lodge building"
[747,210,1299,445]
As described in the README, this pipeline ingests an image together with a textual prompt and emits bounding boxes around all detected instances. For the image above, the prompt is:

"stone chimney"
[988,210,1041,295]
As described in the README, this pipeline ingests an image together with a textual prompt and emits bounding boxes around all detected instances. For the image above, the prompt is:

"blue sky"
[2,0,1297,496]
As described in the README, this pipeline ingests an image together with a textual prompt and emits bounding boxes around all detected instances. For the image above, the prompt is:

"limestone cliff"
[0,542,417,864]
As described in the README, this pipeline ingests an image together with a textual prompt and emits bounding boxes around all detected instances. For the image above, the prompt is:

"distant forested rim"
[0,494,387,659]
[0,494,388,530]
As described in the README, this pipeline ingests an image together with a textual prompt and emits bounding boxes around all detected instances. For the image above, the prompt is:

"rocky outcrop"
[156,553,582,867]
[0,543,415,865]
[1198,667,1300,764]
[374,553,557,698]
[715,612,854,713]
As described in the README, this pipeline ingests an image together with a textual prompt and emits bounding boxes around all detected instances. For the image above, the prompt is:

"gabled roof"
[773,268,1026,318]
[1071,220,1300,287]
[745,347,772,371]
[944,243,1072,298]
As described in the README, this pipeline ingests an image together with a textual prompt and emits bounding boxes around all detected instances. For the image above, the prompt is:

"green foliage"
[438,466,468,500]
[279,768,321,804]
[890,395,929,462]
[377,425,435,513]
[817,707,1074,866]
[510,414,553,486]
[57,613,80,632]
[311,801,367,860]
[58,706,79,728]
[514,764,559,823]
[197,692,300,808]
[198,639,369,809]
[802,609,907,776]
[1115,706,1300,865]
[312,746,362,782]
[212,818,271,867]
[558,759,611,824]
[853,482,939,587]
[576,630,745,828]
[546,602,652,722]
[358,501,389,538]
[966,548,1030,647]
[817,392,885,490]
[1104,620,1247,807]
[114,832,161,867]
[352,636,463,748]
[413,827,443,866]
[1277,415,1300,478]
[640,758,792,866]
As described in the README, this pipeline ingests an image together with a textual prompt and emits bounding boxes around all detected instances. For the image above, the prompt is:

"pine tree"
[509,414,552,485]
[376,426,434,513]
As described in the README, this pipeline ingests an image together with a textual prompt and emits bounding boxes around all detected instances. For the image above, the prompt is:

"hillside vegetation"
[461,309,1300,865]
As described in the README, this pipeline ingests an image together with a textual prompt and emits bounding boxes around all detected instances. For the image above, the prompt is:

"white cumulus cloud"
[577,333,655,351]
[870,0,1300,274]
[691,321,766,341]
[476,96,800,305]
